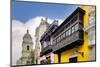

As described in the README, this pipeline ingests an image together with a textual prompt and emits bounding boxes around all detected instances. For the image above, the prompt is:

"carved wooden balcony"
[41,45,52,56]
[53,30,84,53]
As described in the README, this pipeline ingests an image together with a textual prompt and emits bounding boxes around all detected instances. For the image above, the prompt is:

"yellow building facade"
[54,6,95,63]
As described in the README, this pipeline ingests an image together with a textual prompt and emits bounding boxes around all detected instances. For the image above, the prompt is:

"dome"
[23,30,32,42]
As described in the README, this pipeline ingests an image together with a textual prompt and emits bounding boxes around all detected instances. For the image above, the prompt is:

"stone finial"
[53,20,58,25]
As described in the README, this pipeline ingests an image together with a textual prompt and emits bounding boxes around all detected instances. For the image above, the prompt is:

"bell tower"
[21,29,34,65]
[34,17,49,64]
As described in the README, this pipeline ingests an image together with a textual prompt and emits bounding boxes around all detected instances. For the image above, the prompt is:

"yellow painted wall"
[77,32,89,62]
[54,6,90,63]
[81,6,90,28]
[61,48,75,63]
[61,32,89,63]
[78,6,90,61]
[54,54,58,63]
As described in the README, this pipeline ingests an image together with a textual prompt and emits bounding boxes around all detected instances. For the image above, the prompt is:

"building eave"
[52,7,85,35]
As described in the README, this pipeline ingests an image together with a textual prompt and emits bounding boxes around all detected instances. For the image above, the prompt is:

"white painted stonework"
[34,18,49,64]
[85,6,96,61]
[17,30,34,65]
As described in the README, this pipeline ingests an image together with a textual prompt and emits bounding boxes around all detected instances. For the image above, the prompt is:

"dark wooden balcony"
[40,45,52,56]
[53,30,84,53]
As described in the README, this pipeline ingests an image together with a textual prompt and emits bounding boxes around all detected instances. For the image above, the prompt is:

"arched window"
[27,45,29,50]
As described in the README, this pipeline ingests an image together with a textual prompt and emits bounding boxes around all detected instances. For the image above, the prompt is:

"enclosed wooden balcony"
[42,45,52,54]
[53,29,84,53]
[40,44,52,56]
[52,7,85,53]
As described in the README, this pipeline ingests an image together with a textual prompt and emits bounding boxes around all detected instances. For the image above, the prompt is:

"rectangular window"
[27,45,29,50]
[66,30,68,36]
[62,33,65,39]
[69,57,77,63]
[57,37,59,43]
[72,26,75,33]
[58,37,60,42]
[64,33,66,38]
[56,38,58,43]
[75,24,78,31]
[55,39,57,44]
[43,42,47,48]
[60,34,63,40]
[68,29,71,35]
[53,39,55,44]
[59,36,61,42]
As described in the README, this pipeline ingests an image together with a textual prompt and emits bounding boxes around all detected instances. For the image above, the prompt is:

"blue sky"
[12,1,78,23]
[11,1,78,65]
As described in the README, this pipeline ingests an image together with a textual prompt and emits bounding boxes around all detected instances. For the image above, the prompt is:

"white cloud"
[12,20,26,66]
[12,16,63,65]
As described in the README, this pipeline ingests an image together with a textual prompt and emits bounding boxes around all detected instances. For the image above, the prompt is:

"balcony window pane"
[66,31,68,37]
[72,26,75,33]
[58,37,59,42]
[53,40,55,44]
[75,24,78,31]
[60,34,63,40]
[56,38,58,43]
[43,42,47,48]
[57,37,59,42]
[54,40,56,44]
[64,33,66,38]
[68,29,71,35]
[55,39,57,44]
[62,33,65,38]
[59,36,61,41]
[58,37,60,42]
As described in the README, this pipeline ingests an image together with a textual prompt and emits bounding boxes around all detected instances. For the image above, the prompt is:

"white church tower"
[18,30,34,65]
[34,18,49,64]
